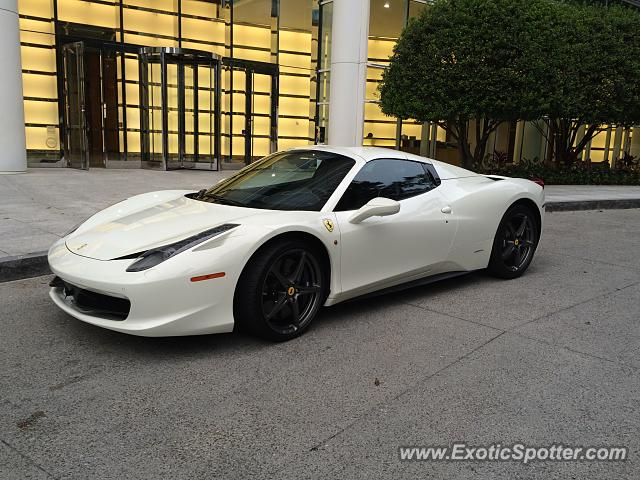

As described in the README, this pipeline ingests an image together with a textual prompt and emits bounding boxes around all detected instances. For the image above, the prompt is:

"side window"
[335,159,437,211]
[423,163,441,187]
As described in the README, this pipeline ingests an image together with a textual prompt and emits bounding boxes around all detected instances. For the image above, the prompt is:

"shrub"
[476,153,640,185]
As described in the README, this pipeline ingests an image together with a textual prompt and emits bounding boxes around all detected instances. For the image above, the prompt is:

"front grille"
[50,276,130,321]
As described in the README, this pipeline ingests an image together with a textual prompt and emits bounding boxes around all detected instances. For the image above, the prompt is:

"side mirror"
[348,197,400,224]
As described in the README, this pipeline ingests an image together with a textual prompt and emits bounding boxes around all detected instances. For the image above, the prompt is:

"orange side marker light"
[190,272,226,282]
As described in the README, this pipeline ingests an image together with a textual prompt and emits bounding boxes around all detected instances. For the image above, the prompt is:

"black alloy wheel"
[488,204,539,279]
[261,248,323,336]
[234,240,326,341]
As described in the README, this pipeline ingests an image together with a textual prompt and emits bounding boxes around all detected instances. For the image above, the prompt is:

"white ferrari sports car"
[48,146,544,341]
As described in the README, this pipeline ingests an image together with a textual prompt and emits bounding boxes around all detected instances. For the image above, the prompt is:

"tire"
[233,239,327,341]
[487,203,539,279]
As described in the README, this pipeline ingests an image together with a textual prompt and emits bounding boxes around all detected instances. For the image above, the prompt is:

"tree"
[379,0,553,169]
[537,2,640,166]
[380,0,640,169]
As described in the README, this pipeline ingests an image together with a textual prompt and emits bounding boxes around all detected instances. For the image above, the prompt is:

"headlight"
[126,223,239,272]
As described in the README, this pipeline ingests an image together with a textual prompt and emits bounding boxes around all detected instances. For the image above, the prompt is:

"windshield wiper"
[201,192,247,207]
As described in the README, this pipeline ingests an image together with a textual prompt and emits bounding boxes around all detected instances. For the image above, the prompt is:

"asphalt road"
[1,209,639,479]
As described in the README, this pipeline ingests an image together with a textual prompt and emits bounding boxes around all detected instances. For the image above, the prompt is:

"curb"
[0,251,50,283]
[545,198,640,212]
[1,200,639,283]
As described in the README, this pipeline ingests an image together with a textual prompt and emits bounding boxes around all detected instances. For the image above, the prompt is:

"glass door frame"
[139,47,222,171]
[223,57,279,166]
[57,23,125,168]
[61,41,89,170]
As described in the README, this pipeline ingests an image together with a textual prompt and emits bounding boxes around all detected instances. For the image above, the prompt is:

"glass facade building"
[18,0,318,170]
[9,0,640,172]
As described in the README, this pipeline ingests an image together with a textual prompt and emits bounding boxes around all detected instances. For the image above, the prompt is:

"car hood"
[65,191,265,260]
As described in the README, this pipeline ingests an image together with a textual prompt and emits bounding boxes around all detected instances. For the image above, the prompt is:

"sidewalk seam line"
[402,283,640,371]
[305,331,506,454]
[6,216,63,239]
[542,250,640,272]
[401,301,505,333]
[508,280,640,332]
[507,331,639,371]
[0,438,59,479]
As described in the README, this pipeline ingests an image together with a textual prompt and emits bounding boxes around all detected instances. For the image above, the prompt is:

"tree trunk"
[572,124,599,163]
[554,131,565,166]
[546,118,602,167]
[554,120,572,167]
[446,117,499,170]
[455,120,474,169]
[472,130,492,167]
[544,120,555,166]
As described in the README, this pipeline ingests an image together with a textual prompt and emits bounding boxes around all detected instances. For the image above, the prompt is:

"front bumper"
[50,276,131,320]
[47,240,236,336]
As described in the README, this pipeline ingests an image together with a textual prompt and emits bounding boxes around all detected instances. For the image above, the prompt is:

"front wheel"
[234,240,326,341]
[487,204,539,279]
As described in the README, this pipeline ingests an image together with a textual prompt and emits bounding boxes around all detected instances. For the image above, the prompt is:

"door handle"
[441,206,452,214]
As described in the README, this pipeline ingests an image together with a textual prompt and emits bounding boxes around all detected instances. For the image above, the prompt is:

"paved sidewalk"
[1,168,640,259]
[543,185,640,202]
[0,168,231,259]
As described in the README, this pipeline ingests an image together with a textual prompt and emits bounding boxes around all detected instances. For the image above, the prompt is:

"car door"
[333,159,457,298]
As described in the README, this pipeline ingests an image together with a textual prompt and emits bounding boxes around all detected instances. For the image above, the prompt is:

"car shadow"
[59,269,488,354]
[61,314,266,358]
[314,270,484,327]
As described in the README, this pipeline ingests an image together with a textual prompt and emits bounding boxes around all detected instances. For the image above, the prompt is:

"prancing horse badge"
[323,219,334,233]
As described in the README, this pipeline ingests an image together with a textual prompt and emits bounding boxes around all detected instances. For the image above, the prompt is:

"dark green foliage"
[540,2,640,165]
[379,0,640,172]
[380,0,557,168]
[477,154,640,185]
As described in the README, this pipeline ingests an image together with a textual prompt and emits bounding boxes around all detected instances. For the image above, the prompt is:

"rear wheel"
[488,204,539,279]
[234,240,326,341]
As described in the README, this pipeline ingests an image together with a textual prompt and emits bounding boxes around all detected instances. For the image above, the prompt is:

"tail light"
[531,177,544,189]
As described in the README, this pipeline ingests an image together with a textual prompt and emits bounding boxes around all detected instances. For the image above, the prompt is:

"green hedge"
[476,155,640,185]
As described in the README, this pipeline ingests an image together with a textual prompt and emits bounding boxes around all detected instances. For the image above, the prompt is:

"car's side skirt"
[324,262,472,306]
[341,270,472,305]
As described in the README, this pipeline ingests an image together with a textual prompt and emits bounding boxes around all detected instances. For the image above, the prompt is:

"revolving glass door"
[139,47,221,170]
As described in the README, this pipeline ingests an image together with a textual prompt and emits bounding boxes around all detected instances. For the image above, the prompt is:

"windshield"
[198,150,356,211]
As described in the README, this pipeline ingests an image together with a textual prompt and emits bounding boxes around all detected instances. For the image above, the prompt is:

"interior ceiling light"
[384,1,390,8]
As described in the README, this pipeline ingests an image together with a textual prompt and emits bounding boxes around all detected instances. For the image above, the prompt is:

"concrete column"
[611,126,623,167]
[512,121,525,163]
[0,0,27,173]
[327,0,369,146]
[631,126,640,158]
[429,121,437,157]
[603,127,612,163]
[519,121,545,162]
[574,124,586,161]
[419,122,430,157]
